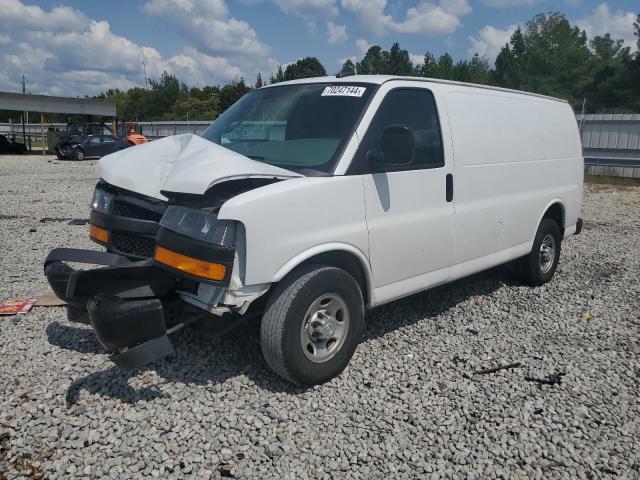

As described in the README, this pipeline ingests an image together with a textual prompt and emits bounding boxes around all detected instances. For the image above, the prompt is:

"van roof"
[265,75,569,104]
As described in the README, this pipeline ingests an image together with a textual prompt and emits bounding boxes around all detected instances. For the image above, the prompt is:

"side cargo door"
[348,83,455,304]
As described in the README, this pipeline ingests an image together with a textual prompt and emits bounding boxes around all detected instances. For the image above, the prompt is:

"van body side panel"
[445,87,582,279]
[217,176,371,291]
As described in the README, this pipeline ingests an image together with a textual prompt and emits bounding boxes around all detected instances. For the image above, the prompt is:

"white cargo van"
[45,75,583,385]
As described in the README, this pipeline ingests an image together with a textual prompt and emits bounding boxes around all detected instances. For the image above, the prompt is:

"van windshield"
[201,83,374,175]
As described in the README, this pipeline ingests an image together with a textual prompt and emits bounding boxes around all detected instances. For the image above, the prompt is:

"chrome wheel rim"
[300,293,350,363]
[77,151,84,160]
[539,233,556,274]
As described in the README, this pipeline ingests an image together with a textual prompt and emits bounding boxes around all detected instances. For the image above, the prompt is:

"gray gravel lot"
[1,155,639,479]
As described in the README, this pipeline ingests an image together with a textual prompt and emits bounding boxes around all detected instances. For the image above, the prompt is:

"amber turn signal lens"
[154,246,227,281]
[90,224,109,243]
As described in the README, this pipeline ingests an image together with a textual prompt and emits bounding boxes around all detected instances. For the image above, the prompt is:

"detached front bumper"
[44,248,180,369]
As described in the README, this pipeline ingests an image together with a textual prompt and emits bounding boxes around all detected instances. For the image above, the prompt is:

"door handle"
[446,174,453,202]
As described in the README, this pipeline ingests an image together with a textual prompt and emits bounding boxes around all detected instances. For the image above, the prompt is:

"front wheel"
[75,149,85,160]
[260,265,364,386]
[513,218,562,286]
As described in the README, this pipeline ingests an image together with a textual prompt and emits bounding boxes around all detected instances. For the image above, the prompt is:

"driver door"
[84,136,102,157]
[354,85,455,304]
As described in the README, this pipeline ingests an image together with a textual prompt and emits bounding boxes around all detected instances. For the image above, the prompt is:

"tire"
[260,265,364,386]
[75,149,85,161]
[513,218,562,286]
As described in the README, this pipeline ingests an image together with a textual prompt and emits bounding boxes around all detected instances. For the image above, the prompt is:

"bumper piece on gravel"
[43,247,179,370]
[87,296,173,370]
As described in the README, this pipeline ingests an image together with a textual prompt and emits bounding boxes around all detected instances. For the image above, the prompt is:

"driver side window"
[350,88,444,174]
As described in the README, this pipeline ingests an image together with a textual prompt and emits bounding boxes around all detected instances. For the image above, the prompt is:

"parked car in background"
[0,134,28,154]
[53,122,116,159]
[55,134,130,160]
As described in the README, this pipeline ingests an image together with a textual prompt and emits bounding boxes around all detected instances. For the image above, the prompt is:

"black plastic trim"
[87,296,166,351]
[575,217,583,235]
[446,173,454,202]
[110,335,174,370]
[91,210,159,236]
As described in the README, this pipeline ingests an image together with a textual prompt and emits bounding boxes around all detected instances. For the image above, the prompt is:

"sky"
[0,0,638,96]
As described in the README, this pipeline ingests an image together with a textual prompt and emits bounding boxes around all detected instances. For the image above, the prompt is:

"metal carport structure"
[0,91,116,155]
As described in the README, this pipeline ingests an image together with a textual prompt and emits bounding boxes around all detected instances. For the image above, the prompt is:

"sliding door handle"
[446,173,453,202]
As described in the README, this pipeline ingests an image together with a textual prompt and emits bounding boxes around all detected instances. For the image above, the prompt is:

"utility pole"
[579,97,586,134]
[21,75,26,147]
[142,61,148,89]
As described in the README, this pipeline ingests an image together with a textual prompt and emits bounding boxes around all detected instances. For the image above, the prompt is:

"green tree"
[270,65,285,84]
[255,73,264,89]
[493,12,594,107]
[416,52,438,77]
[355,43,414,75]
[386,42,413,75]
[219,78,250,112]
[454,54,491,84]
[436,53,455,79]
[148,71,181,118]
[585,34,633,111]
[283,57,326,81]
[356,46,387,74]
[339,59,356,76]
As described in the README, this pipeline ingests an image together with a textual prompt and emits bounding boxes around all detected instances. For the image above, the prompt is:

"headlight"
[91,189,113,213]
[160,206,236,246]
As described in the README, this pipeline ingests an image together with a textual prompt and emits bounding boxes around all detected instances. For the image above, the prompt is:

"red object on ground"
[0,299,37,315]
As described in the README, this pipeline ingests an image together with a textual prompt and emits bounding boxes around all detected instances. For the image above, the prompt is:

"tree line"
[1,11,638,124]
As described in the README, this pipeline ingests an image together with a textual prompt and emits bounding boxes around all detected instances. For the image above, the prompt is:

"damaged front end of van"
[44,133,301,370]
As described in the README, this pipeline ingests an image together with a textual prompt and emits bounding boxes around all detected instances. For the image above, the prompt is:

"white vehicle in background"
[45,75,583,386]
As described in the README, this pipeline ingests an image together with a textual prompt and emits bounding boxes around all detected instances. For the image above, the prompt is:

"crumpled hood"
[96,133,302,200]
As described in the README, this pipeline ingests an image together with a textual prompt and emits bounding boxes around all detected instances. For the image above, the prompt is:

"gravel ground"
[1,155,639,479]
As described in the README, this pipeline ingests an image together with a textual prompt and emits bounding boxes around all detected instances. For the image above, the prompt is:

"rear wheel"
[260,265,364,386]
[513,218,561,286]
[75,149,85,161]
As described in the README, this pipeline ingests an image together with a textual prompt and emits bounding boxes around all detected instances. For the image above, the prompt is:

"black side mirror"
[368,125,415,172]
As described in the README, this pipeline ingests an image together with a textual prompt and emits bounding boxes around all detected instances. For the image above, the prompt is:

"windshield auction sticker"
[321,86,366,97]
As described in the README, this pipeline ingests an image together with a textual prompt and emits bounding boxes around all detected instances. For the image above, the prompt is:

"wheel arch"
[272,243,374,307]
[539,200,566,237]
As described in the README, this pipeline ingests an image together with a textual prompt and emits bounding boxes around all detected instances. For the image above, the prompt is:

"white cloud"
[0,0,277,96]
[27,21,163,76]
[338,55,356,66]
[355,38,371,54]
[468,24,518,62]
[341,0,471,35]
[166,48,243,85]
[409,53,425,66]
[482,0,580,5]
[577,3,637,52]
[240,0,338,16]
[326,20,348,44]
[271,0,338,15]
[143,0,269,57]
[0,0,89,32]
[481,0,539,6]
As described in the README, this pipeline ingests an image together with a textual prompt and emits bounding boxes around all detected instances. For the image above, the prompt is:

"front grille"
[111,231,156,258]
[112,199,162,222]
